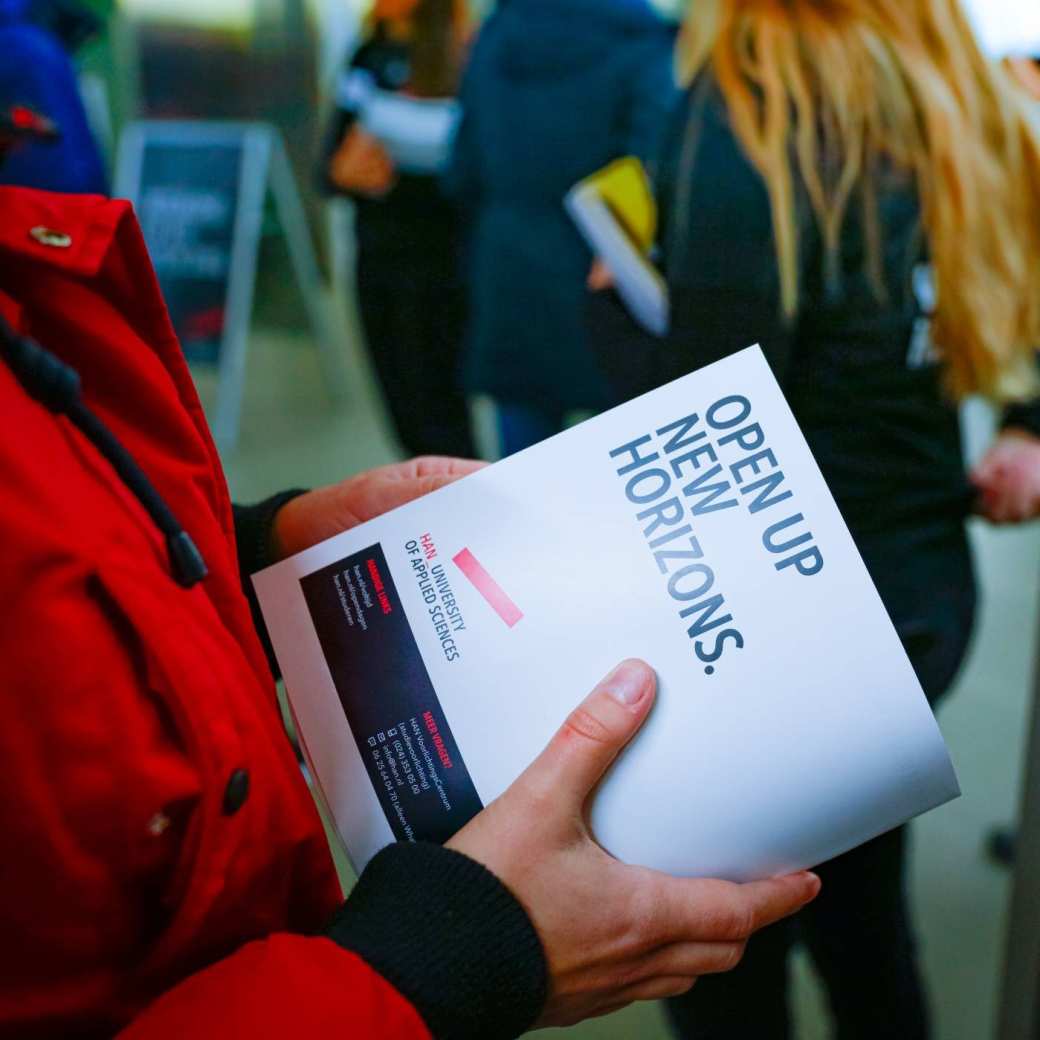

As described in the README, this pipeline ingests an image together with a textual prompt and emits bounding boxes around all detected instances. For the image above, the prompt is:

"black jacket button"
[222,768,250,815]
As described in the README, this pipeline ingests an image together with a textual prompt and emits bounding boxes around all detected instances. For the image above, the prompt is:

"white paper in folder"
[337,68,459,174]
[254,345,960,881]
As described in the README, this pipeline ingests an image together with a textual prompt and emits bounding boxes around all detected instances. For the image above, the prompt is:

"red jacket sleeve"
[0,186,547,1040]
[119,936,431,1039]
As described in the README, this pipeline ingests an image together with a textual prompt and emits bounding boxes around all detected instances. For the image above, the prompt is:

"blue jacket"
[447,0,677,409]
[0,0,108,194]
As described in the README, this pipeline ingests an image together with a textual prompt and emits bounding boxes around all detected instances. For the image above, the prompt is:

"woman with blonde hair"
[644,1,1040,1036]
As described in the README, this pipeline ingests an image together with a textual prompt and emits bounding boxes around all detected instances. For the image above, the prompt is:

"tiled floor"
[216,316,1039,1040]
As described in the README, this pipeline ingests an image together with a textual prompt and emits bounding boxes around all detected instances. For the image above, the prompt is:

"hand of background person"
[447,659,821,1028]
[971,429,1040,524]
[587,257,616,292]
[328,127,397,198]
[272,457,485,559]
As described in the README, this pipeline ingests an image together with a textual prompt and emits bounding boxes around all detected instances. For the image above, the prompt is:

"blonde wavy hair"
[678,0,1040,400]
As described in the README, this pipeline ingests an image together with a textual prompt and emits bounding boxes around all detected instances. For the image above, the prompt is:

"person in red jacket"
[0,182,820,1039]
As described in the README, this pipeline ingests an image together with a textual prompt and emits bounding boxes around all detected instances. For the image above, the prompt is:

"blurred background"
[4,1,1039,1037]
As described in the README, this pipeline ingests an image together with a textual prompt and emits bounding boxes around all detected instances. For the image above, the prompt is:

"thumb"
[521,660,656,811]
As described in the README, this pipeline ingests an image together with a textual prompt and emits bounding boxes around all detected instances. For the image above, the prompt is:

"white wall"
[961,0,1040,56]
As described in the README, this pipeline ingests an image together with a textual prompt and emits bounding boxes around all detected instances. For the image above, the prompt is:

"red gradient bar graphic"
[452,548,524,628]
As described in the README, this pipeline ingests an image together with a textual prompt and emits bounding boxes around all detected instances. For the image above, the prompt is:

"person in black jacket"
[445,0,677,456]
[322,0,475,459]
[600,2,1040,1038]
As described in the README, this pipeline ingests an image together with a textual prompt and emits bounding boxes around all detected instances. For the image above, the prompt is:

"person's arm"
[618,30,680,168]
[1,543,539,1040]
[1001,396,1040,440]
[317,104,357,197]
[233,491,307,677]
[319,48,396,199]
[587,29,677,292]
[7,525,817,1040]
[655,82,808,385]
[968,347,1040,523]
[442,101,478,204]
[120,841,547,1040]
[970,383,1040,524]
[121,465,820,1039]
[442,22,494,206]
[233,461,490,677]
[120,660,818,1039]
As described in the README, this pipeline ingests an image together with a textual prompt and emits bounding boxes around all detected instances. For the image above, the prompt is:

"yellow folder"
[576,156,658,255]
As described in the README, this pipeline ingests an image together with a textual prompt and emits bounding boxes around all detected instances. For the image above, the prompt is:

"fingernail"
[803,872,822,896]
[605,660,651,707]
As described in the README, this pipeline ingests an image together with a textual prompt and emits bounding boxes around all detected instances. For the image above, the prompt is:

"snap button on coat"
[29,226,72,248]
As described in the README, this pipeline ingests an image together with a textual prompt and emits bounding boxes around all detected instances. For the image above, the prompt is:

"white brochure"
[337,68,460,174]
[255,345,960,882]
[565,177,669,337]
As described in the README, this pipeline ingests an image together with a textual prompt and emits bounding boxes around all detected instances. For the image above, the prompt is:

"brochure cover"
[255,346,960,882]
[565,157,670,337]
[360,91,459,174]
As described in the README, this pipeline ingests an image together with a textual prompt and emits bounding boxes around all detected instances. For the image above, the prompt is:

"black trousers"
[668,539,976,1040]
[356,249,475,460]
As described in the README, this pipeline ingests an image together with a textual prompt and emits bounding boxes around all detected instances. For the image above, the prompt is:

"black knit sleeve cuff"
[1001,400,1040,440]
[326,842,547,1040]
[232,489,308,678]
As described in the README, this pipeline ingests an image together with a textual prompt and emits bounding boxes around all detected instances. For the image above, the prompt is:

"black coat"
[446,0,677,410]
[647,80,1040,699]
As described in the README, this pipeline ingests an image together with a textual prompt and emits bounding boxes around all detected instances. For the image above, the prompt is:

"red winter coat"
[0,187,430,1038]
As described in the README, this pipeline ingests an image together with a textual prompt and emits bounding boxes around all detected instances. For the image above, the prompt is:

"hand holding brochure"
[255,347,959,881]
[361,92,459,174]
[566,157,670,337]
[337,68,459,175]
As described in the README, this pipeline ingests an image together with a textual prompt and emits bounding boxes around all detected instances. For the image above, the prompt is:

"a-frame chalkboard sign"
[115,120,345,450]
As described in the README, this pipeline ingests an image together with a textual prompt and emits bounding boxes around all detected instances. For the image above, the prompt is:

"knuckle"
[604,963,644,992]
[734,901,757,939]
[563,706,615,747]
[626,877,672,947]
[418,474,449,496]
[703,887,755,940]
